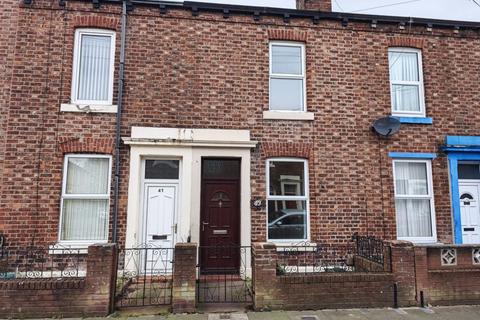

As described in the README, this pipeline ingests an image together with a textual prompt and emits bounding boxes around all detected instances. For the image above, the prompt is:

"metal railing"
[276,242,356,275]
[275,235,389,275]
[197,245,252,304]
[0,245,86,280]
[352,233,386,265]
[115,245,174,307]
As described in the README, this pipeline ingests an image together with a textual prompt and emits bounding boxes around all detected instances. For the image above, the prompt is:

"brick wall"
[414,245,480,306]
[296,0,332,11]
[0,244,116,318]
[172,243,197,313]
[1,1,479,248]
[252,243,395,310]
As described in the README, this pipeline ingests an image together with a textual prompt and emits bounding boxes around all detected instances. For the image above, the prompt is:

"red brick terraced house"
[2,0,480,303]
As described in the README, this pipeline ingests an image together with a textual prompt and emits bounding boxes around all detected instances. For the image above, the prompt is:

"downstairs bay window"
[393,159,436,242]
[59,154,112,244]
[267,159,309,241]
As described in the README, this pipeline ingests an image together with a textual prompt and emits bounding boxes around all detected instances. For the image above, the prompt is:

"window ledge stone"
[394,116,433,124]
[48,242,106,255]
[263,111,314,121]
[60,103,118,114]
[274,242,317,251]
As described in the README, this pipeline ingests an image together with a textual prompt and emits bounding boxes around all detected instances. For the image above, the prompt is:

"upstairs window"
[71,29,116,105]
[388,48,425,117]
[269,42,306,112]
[267,159,309,241]
[393,160,436,242]
[60,155,111,243]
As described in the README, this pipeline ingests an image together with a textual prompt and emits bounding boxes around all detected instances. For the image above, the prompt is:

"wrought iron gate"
[196,246,252,304]
[115,246,174,308]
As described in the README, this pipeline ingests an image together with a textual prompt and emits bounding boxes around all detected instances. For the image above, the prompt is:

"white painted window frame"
[266,158,310,242]
[269,41,307,112]
[71,28,116,106]
[388,47,425,117]
[393,159,437,243]
[58,154,112,245]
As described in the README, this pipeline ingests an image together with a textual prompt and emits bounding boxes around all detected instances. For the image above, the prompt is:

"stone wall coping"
[384,240,414,247]
[175,242,198,248]
[414,243,480,248]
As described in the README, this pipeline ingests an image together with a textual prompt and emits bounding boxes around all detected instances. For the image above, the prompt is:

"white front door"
[459,182,480,244]
[143,183,178,271]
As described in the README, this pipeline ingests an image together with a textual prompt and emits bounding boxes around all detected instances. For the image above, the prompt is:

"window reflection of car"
[268,210,306,239]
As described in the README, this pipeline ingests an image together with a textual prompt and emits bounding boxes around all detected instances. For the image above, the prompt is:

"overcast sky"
[184,0,480,22]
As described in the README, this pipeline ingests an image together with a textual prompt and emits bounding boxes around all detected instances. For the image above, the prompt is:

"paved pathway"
[110,306,480,320]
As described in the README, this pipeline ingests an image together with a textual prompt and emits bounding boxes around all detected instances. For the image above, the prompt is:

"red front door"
[200,159,241,273]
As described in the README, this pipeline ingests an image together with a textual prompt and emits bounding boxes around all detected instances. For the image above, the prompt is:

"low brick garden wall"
[0,244,116,318]
[414,245,480,306]
[252,243,397,310]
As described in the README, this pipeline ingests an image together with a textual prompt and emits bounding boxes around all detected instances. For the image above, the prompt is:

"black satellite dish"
[372,116,401,137]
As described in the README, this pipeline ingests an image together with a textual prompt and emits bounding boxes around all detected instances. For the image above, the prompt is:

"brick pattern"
[296,0,332,11]
[58,137,115,154]
[268,29,309,42]
[388,241,417,307]
[252,243,395,310]
[1,0,478,250]
[414,246,480,306]
[172,243,197,313]
[261,142,312,159]
[73,15,119,30]
[0,244,116,318]
[389,37,425,49]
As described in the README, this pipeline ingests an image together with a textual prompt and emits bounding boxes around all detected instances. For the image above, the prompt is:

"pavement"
[106,305,480,320]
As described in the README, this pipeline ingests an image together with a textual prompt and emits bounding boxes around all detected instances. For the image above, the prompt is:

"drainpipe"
[112,0,128,244]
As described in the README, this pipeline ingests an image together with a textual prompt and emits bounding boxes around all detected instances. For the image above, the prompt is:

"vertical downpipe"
[393,283,398,308]
[112,0,128,244]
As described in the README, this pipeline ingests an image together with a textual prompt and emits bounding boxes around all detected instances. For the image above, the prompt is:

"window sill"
[263,111,314,121]
[397,238,438,244]
[393,116,433,124]
[60,103,118,114]
[48,242,106,254]
[273,242,317,251]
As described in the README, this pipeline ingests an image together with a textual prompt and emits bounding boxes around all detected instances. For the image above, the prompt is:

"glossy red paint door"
[200,159,241,273]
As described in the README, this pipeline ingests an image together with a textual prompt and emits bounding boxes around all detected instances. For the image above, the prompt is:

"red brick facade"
[297,0,332,11]
[1,0,479,250]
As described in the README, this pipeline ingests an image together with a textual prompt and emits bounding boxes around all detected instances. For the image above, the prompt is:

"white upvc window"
[393,159,437,243]
[388,47,425,117]
[59,154,112,244]
[266,158,309,242]
[71,29,116,105]
[269,41,306,112]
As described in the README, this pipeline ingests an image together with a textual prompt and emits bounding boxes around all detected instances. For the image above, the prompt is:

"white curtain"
[77,34,111,102]
[395,162,428,195]
[272,45,302,75]
[66,157,109,194]
[396,199,432,237]
[395,162,432,237]
[62,157,110,241]
[389,51,420,112]
[62,199,108,240]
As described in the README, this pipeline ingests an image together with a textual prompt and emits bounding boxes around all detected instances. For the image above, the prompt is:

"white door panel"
[460,183,480,244]
[143,183,177,272]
